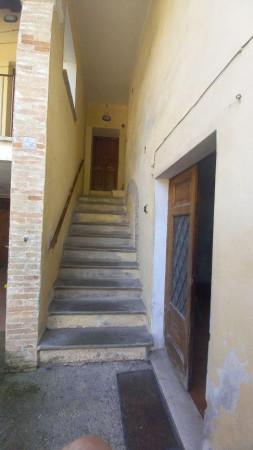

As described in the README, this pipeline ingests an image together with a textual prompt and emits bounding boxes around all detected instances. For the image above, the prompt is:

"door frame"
[151,133,217,389]
[83,126,126,195]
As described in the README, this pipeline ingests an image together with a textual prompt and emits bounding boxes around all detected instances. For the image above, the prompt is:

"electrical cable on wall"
[151,33,253,170]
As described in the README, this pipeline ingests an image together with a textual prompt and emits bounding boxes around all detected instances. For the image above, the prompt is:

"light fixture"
[4,14,18,23]
[102,114,112,122]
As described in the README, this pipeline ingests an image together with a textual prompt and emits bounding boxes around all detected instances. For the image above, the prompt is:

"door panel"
[91,137,119,191]
[165,166,198,387]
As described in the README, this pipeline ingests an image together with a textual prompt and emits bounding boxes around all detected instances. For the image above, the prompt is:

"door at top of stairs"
[91,136,119,191]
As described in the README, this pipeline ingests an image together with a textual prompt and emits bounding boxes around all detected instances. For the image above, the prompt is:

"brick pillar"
[5,0,55,370]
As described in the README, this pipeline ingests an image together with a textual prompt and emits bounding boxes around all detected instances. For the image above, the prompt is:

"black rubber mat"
[117,369,182,450]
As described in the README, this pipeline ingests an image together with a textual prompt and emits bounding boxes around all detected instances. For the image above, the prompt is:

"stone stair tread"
[76,211,127,216]
[72,220,129,226]
[79,197,125,205]
[49,299,146,315]
[64,245,136,252]
[38,326,153,350]
[54,286,142,294]
[69,232,131,238]
[55,278,142,288]
[70,234,131,239]
[54,295,142,303]
[61,261,138,268]
[76,208,127,215]
[54,287,142,298]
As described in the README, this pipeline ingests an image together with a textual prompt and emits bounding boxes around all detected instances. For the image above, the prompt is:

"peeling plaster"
[203,350,252,446]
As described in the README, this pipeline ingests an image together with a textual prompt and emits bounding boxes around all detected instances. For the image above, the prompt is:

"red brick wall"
[5,0,55,369]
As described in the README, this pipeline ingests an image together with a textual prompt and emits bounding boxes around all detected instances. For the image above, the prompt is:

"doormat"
[117,369,182,450]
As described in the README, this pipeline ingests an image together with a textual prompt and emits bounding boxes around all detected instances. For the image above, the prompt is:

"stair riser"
[54,289,142,301]
[66,236,134,249]
[47,314,147,329]
[76,204,127,214]
[70,224,130,237]
[59,268,139,280]
[39,347,148,365]
[73,213,129,225]
[63,250,137,264]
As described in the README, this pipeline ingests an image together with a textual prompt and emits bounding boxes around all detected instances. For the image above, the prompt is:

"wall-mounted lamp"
[102,114,112,122]
[4,14,18,23]
[144,204,148,214]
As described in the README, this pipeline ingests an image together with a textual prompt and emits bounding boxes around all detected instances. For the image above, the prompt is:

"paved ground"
[0,360,151,450]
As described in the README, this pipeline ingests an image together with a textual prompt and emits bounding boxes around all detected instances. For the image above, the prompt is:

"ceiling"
[72,0,151,105]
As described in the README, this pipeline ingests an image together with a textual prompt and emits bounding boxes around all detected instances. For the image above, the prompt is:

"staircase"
[38,194,153,365]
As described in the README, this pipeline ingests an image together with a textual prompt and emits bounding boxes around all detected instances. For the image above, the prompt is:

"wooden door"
[164,166,198,387]
[91,137,119,191]
[0,199,10,268]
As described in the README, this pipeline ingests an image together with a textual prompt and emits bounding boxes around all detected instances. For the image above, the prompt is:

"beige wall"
[40,2,86,335]
[125,0,253,448]
[83,103,127,194]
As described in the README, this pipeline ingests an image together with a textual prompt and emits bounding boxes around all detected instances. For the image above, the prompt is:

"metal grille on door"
[171,215,190,316]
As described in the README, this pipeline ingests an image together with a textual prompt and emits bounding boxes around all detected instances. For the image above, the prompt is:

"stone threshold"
[150,349,203,450]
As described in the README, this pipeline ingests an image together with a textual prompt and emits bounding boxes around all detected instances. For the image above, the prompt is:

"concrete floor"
[0,360,150,450]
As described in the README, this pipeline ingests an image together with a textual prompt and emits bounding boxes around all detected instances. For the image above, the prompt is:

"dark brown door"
[91,137,119,191]
[0,199,10,268]
[164,166,198,388]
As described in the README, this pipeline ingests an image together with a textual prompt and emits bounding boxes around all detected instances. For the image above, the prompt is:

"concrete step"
[65,236,134,250]
[55,278,142,289]
[47,299,147,329]
[79,196,125,205]
[62,249,137,265]
[69,223,131,238]
[54,287,142,301]
[73,213,129,225]
[58,267,139,281]
[38,326,153,365]
[76,203,127,214]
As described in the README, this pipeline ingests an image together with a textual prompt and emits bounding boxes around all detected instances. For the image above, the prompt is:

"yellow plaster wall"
[0,10,19,70]
[126,0,253,448]
[40,2,86,335]
[0,10,19,136]
[83,103,128,194]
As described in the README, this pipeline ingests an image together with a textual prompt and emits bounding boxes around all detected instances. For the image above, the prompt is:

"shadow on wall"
[126,180,139,252]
